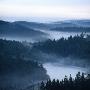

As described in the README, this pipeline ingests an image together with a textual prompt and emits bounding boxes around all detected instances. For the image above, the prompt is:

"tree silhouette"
[40,72,90,90]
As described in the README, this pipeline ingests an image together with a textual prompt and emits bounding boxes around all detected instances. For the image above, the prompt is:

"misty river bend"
[43,63,88,80]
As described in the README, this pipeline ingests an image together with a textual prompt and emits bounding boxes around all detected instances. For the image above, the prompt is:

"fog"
[0,20,90,89]
[1,27,90,42]
[0,34,48,43]
[34,52,90,80]
[39,29,90,40]
[43,63,88,80]
[1,30,90,82]
[32,50,90,80]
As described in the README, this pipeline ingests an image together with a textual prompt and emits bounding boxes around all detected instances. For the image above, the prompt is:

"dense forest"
[0,33,90,89]
[40,72,90,90]
[0,39,49,89]
[33,33,90,60]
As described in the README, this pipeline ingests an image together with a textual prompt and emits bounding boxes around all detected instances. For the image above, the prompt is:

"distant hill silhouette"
[51,27,90,32]
[0,20,48,41]
[0,20,90,42]
[14,21,48,29]
[50,20,90,32]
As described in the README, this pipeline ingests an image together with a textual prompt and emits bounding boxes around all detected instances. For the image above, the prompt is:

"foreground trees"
[40,72,90,90]
[0,39,49,90]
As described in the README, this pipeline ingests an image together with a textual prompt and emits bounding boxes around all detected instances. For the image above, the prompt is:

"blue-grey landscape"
[0,0,90,90]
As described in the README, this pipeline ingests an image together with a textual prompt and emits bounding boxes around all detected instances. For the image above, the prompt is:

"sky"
[0,0,90,22]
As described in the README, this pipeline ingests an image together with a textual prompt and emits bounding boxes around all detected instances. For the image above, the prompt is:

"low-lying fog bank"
[43,63,88,80]
[33,51,90,68]
[1,30,90,43]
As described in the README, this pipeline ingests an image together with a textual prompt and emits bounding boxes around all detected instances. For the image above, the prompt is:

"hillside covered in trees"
[0,39,49,89]
[0,33,90,89]
[33,33,90,60]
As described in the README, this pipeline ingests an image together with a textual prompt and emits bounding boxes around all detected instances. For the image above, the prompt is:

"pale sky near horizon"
[0,0,90,22]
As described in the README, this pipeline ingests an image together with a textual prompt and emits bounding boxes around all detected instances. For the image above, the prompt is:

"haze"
[0,0,90,22]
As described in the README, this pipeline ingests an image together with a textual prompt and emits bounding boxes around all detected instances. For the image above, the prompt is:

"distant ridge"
[0,20,48,42]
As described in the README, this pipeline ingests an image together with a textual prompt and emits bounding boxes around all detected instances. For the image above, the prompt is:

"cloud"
[0,4,89,19]
[0,0,90,21]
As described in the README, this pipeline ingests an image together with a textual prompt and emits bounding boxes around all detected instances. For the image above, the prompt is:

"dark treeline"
[0,39,28,58]
[40,72,90,90]
[0,39,49,89]
[33,33,90,59]
[0,38,48,75]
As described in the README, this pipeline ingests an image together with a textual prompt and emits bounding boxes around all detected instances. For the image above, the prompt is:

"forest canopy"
[33,33,90,60]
